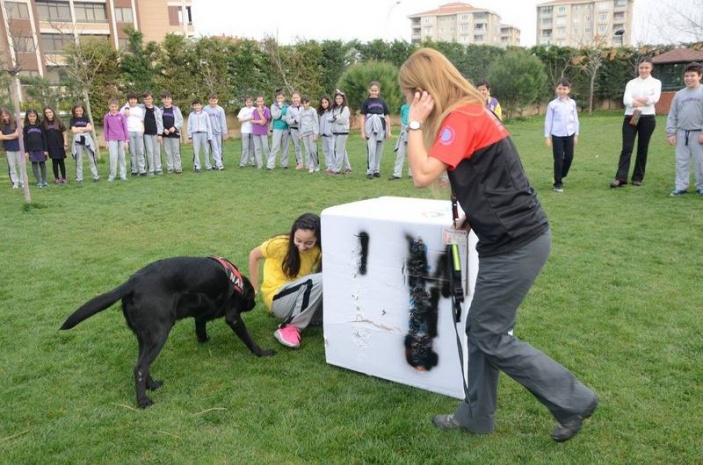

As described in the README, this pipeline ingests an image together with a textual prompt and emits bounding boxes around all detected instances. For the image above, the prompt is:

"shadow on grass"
[21,202,48,212]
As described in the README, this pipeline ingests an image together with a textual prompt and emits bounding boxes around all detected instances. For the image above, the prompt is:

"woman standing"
[399,48,598,442]
[610,58,661,187]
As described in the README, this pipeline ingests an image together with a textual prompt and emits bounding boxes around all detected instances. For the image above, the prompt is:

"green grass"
[1,113,702,464]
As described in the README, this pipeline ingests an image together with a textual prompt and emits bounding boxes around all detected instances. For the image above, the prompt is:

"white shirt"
[623,76,661,116]
[121,103,145,133]
[237,106,255,134]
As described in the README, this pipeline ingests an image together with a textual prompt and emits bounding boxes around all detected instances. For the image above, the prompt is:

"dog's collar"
[210,256,244,294]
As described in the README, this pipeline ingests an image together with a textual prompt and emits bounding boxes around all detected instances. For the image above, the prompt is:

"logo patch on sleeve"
[440,126,455,146]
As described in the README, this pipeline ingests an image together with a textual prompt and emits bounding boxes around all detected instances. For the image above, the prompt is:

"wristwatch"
[408,120,422,130]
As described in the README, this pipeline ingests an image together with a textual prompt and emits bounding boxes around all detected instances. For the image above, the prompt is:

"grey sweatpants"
[673,129,703,191]
[191,132,210,170]
[268,129,290,169]
[143,134,162,174]
[366,132,385,175]
[162,137,182,173]
[452,230,596,433]
[271,273,322,330]
[128,131,145,174]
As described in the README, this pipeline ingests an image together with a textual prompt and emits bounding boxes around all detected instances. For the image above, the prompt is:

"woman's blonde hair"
[398,48,484,147]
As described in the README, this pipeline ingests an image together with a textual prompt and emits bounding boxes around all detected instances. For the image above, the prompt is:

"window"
[15,36,36,52]
[74,3,107,22]
[557,28,565,37]
[473,34,484,42]
[177,6,192,25]
[598,13,608,22]
[541,6,552,14]
[614,0,627,6]
[36,1,71,21]
[598,25,608,33]
[460,14,468,20]
[473,12,485,20]
[114,7,133,23]
[474,23,484,30]
[5,1,30,19]
[541,18,552,26]
[541,30,552,37]
[41,33,70,53]
[557,6,566,14]
[461,24,468,32]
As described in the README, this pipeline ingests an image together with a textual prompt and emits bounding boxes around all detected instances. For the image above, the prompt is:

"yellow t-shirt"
[259,235,321,310]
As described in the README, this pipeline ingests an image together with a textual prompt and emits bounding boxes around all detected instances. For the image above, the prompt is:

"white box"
[322,196,478,398]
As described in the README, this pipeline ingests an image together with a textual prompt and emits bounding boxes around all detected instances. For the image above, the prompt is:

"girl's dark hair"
[317,95,331,116]
[71,102,87,118]
[24,109,40,126]
[282,213,321,278]
[332,90,348,109]
[556,78,572,88]
[0,107,16,130]
[41,106,66,131]
[476,79,490,89]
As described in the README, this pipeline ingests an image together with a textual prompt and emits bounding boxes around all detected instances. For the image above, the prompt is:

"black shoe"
[610,179,626,188]
[632,180,642,186]
[389,176,401,181]
[551,396,598,442]
[373,172,381,178]
[432,414,463,430]
[366,174,374,179]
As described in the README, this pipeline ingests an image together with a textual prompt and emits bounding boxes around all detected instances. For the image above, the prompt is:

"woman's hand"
[409,90,434,124]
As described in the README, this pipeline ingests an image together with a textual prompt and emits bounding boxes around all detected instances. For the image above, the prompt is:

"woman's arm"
[248,247,264,295]
[407,91,448,187]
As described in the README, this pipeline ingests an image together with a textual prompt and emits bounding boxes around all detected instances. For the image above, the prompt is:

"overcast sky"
[193,0,686,46]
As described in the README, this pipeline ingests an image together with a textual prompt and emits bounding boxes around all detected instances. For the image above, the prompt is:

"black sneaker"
[551,396,598,442]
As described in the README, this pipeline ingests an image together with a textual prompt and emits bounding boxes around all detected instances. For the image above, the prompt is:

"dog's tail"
[60,281,133,330]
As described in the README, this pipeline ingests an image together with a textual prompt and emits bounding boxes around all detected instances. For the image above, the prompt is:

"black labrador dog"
[60,256,275,408]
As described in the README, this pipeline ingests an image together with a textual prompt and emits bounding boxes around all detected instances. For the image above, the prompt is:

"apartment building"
[0,0,193,90]
[409,2,520,47]
[536,0,634,47]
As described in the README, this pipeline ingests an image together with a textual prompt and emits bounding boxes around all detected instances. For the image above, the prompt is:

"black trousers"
[615,115,656,183]
[551,134,574,187]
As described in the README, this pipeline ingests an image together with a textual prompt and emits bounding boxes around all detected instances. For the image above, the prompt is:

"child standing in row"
[1,108,24,188]
[477,80,502,120]
[318,96,334,171]
[250,95,271,169]
[360,81,391,179]
[268,89,290,169]
[544,78,579,193]
[142,91,164,175]
[24,110,48,187]
[329,90,351,175]
[666,62,703,196]
[69,103,99,183]
[298,96,320,173]
[42,106,68,184]
[187,98,212,173]
[104,98,129,181]
[122,93,145,176]
[204,93,227,170]
[237,96,255,168]
[285,92,303,169]
[160,91,183,174]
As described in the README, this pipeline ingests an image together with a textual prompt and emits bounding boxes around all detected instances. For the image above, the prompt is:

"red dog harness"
[210,256,245,294]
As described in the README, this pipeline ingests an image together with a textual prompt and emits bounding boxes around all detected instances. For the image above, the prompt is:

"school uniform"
[122,103,145,175]
[2,123,24,187]
[70,116,99,182]
[204,104,227,169]
[361,97,390,176]
[250,106,271,169]
[104,111,129,181]
[24,123,48,185]
[187,110,212,171]
[319,109,334,170]
[143,105,164,175]
[237,105,255,167]
[160,105,183,173]
[330,106,351,174]
[269,102,290,169]
[284,104,303,166]
[298,107,319,172]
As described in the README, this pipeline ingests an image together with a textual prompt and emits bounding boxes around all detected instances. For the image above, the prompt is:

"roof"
[537,0,593,6]
[652,48,703,64]
[408,2,497,19]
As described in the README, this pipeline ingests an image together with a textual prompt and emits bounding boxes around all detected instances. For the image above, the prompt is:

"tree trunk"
[9,76,31,203]
[83,89,101,160]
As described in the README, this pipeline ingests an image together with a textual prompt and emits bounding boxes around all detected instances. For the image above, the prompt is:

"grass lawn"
[1,112,702,464]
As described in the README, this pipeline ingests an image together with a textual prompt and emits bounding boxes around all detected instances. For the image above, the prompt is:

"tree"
[642,0,703,44]
[155,33,199,108]
[487,50,547,118]
[224,38,270,107]
[119,27,161,94]
[63,36,121,128]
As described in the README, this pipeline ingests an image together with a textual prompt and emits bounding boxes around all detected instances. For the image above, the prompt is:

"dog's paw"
[137,396,154,408]
[197,335,210,343]
[147,379,163,391]
[257,348,276,357]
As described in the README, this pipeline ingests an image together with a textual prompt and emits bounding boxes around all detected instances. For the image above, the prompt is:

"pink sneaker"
[274,325,301,349]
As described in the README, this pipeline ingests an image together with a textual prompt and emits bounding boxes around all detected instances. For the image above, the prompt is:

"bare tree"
[0,9,32,201]
[45,20,121,158]
[641,0,703,44]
